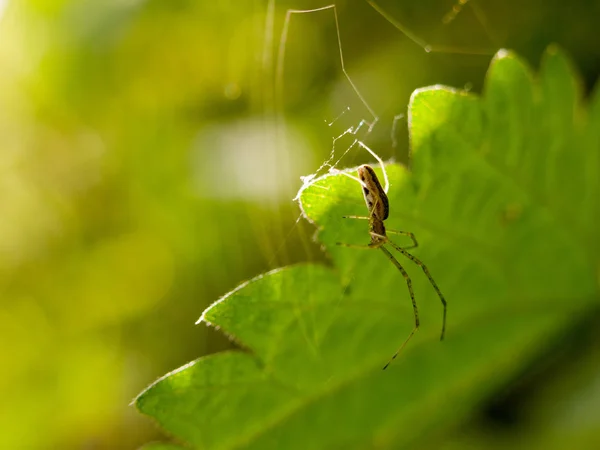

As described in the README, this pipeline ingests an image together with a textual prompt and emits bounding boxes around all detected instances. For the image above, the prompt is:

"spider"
[333,145,447,369]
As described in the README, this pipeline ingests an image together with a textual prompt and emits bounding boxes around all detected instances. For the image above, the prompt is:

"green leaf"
[135,46,600,449]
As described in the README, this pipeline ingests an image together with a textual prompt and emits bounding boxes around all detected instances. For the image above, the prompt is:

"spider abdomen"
[357,164,389,221]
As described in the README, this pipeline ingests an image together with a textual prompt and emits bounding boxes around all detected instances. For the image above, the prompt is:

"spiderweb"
[266,0,498,266]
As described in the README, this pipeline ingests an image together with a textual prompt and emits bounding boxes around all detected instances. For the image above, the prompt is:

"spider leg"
[379,245,419,370]
[342,215,370,220]
[329,168,368,189]
[387,240,447,342]
[341,191,383,222]
[358,141,389,194]
[386,229,418,250]
[335,242,372,249]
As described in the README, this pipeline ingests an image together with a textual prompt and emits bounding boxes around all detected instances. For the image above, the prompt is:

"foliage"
[135,46,600,449]
[2,1,600,448]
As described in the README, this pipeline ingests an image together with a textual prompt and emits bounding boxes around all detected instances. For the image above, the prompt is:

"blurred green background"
[0,1,598,449]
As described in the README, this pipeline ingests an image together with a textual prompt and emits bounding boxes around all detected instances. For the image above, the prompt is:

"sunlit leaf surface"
[136,47,600,449]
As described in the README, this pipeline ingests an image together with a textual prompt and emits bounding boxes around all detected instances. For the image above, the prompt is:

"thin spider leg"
[341,184,384,223]
[331,168,369,189]
[335,242,372,249]
[358,142,389,194]
[386,229,418,250]
[387,240,447,341]
[379,245,419,370]
[383,327,418,370]
[342,215,370,220]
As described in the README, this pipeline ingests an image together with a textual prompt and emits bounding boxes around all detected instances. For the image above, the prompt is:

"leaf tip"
[493,48,512,61]
[540,43,578,77]
[409,84,468,119]
[488,48,532,74]
[410,84,460,102]
[196,304,214,325]
[540,44,573,67]
[544,43,563,57]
